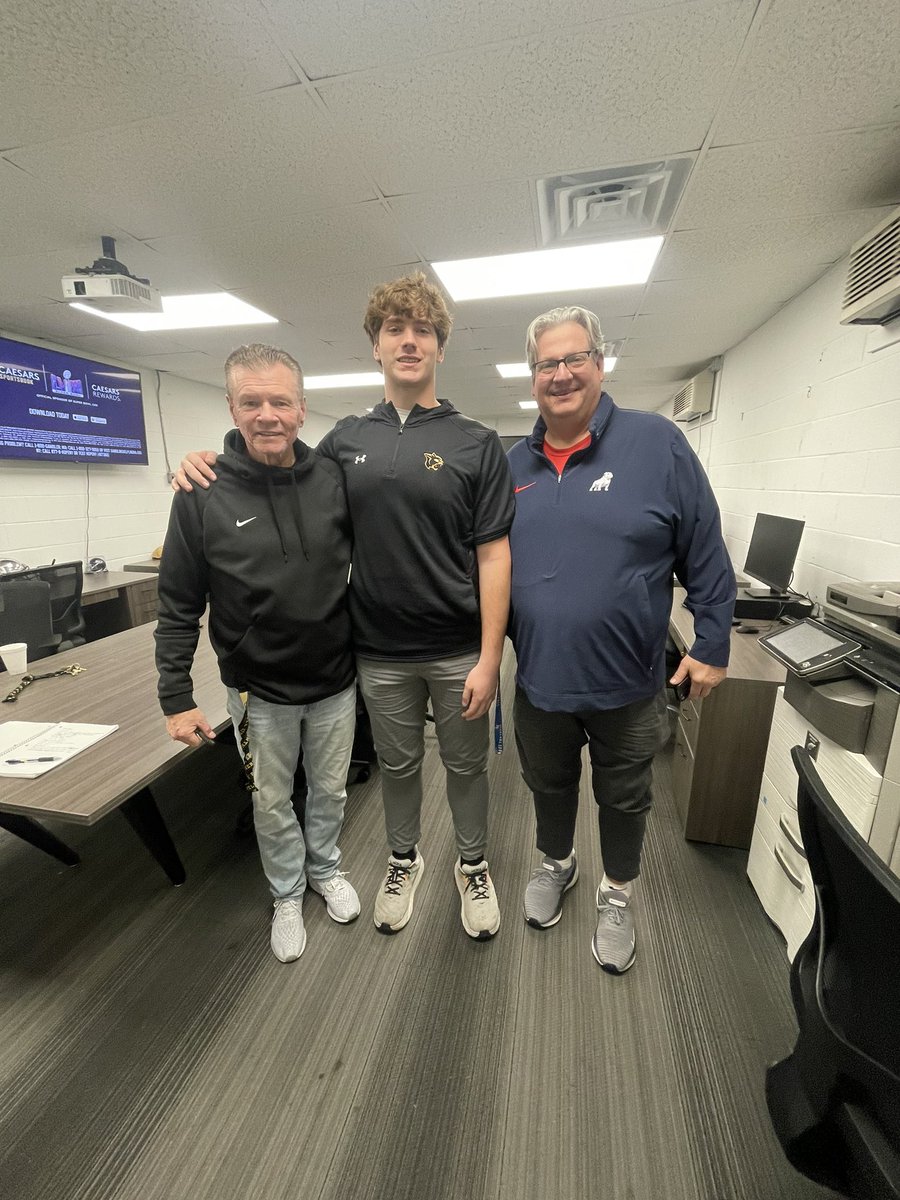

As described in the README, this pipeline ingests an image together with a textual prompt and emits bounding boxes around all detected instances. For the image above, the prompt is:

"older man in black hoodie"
[155,344,359,964]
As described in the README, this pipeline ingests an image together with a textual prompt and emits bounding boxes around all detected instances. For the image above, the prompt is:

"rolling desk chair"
[766,746,900,1199]
[0,578,61,661]
[22,560,86,651]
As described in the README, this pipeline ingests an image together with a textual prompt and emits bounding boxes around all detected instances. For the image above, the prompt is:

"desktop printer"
[825,581,900,631]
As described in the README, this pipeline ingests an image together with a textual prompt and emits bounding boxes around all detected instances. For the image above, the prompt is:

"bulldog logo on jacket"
[590,472,613,492]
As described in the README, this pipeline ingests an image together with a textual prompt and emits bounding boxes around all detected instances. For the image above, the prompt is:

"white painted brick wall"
[672,259,900,603]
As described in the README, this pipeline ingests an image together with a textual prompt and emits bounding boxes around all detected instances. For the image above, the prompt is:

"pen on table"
[3,756,60,764]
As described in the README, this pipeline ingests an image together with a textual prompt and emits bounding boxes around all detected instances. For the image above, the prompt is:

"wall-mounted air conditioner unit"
[672,369,714,422]
[840,207,900,326]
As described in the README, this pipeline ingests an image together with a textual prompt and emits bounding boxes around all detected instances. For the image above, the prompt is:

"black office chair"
[21,561,86,651]
[0,578,61,662]
[765,745,900,1199]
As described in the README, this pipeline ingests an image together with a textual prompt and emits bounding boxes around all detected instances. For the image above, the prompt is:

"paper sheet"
[0,722,118,778]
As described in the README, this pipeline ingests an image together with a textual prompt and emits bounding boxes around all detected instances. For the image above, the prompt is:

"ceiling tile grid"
[0,0,897,417]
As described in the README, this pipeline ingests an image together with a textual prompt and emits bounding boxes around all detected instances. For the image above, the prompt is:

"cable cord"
[154,370,173,477]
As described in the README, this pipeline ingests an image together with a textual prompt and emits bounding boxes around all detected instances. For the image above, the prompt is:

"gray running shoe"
[591,885,636,974]
[374,852,424,933]
[455,858,500,940]
[523,855,578,928]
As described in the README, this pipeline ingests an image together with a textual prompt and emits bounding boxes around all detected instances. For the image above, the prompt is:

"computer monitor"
[742,513,805,598]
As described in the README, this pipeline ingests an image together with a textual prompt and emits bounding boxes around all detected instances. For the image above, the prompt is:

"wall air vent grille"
[841,208,900,326]
[672,369,714,422]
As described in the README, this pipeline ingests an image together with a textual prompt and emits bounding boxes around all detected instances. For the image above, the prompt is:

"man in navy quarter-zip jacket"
[173,276,514,944]
[156,345,361,966]
[509,305,736,974]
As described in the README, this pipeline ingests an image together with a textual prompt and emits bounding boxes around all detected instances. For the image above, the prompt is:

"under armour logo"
[424,452,444,471]
[589,472,613,492]
[354,454,367,464]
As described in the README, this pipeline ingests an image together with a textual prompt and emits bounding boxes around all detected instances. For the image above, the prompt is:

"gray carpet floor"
[0,666,831,1200]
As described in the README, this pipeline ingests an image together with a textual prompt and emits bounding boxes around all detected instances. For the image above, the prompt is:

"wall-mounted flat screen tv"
[0,334,148,465]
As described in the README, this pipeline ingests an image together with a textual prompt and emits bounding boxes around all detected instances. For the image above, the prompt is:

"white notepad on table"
[0,722,118,778]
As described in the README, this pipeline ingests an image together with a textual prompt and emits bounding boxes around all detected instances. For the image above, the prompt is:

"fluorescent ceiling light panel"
[304,372,384,390]
[69,293,278,331]
[433,237,663,301]
[499,356,617,377]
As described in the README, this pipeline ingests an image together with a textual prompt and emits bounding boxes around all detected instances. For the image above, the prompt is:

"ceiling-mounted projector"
[62,235,162,313]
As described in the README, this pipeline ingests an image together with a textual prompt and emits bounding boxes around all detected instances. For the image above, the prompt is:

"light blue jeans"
[226,683,357,900]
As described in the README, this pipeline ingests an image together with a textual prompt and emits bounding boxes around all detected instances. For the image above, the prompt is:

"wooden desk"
[668,589,786,848]
[81,571,159,638]
[123,558,160,574]
[0,622,229,882]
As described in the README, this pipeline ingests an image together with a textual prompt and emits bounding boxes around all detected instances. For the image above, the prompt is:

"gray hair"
[224,344,304,398]
[525,306,604,368]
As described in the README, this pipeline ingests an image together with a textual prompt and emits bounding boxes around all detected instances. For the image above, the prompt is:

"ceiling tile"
[655,208,896,279]
[318,2,753,194]
[674,128,900,229]
[266,0,726,80]
[1,0,298,147]
[6,89,378,240]
[713,0,900,144]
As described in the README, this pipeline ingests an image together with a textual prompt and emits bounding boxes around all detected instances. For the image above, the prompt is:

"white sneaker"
[374,852,424,933]
[455,859,500,940]
[270,898,306,962]
[308,872,360,923]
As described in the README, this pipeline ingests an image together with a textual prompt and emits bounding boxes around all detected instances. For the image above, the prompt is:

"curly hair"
[363,272,453,349]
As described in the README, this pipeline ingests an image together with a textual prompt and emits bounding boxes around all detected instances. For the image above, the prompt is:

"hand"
[166,708,216,747]
[172,451,218,492]
[669,655,727,702]
[461,659,499,721]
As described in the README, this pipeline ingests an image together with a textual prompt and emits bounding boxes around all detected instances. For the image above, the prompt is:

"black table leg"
[0,813,80,866]
[119,787,186,885]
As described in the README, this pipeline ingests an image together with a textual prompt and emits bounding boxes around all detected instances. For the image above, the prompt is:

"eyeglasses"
[532,350,600,376]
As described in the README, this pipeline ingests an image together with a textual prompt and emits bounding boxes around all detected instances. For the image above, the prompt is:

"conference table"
[81,569,160,637]
[0,621,230,884]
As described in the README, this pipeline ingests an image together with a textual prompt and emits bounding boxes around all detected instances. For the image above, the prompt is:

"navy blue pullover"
[507,393,736,713]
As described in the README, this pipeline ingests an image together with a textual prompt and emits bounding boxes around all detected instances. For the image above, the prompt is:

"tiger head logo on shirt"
[423,452,444,471]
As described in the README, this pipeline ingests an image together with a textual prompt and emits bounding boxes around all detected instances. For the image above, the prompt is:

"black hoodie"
[155,429,354,713]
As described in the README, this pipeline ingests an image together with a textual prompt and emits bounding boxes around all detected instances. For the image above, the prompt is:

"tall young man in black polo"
[175,275,514,941]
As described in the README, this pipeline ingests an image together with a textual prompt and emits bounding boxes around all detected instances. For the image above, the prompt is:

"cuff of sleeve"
[688,639,731,668]
[160,691,196,716]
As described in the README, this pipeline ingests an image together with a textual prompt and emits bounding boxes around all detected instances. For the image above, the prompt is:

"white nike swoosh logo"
[235,517,257,527]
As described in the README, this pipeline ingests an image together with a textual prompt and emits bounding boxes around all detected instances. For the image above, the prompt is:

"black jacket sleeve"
[154,492,211,715]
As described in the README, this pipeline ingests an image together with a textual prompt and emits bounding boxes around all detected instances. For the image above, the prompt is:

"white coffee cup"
[0,642,28,674]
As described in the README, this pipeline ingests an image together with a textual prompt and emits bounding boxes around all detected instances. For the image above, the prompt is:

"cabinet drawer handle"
[778,815,807,859]
[774,844,804,892]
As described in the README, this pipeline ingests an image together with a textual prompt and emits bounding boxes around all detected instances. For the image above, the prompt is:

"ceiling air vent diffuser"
[536,158,692,246]
[840,207,900,326]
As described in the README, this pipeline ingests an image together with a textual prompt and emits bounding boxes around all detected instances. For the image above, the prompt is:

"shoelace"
[600,904,626,928]
[464,870,491,902]
[322,872,347,894]
[384,863,410,895]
